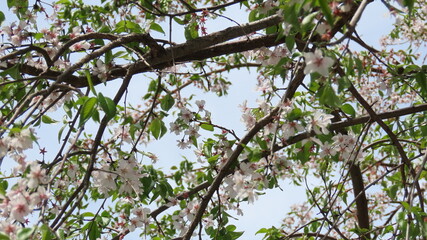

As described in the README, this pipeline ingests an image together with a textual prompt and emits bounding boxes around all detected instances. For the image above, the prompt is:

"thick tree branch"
[0,14,285,88]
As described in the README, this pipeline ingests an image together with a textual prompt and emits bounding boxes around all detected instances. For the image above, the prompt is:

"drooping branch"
[0,14,285,88]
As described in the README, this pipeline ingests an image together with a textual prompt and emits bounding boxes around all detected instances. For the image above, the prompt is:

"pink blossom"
[92,165,117,196]
[166,197,178,207]
[169,122,181,135]
[27,162,48,188]
[93,59,109,82]
[282,121,304,139]
[0,221,18,237]
[316,23,331,35]
[180,108,194,123]
[184,125,200,138]
[30,186,51,206]
[241,110,256,129]
[303,49,334,76]
[195,100,206,111]
[113,126,132,143]
[319,142,337,158]
[69,41,91,51]
[11,35,22,46]
[8,128,35,152]
[177,139,190,149]
[10,198,31,222]
[306,111,334,134]
[69,26,81,39]
[0,139,7,158]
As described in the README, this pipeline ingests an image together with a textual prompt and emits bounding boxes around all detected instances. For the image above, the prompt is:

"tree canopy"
[0,0,426,239]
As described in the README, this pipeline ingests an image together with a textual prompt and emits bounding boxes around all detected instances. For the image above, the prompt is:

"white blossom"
[306,111,334,134]
[303,49,334,76]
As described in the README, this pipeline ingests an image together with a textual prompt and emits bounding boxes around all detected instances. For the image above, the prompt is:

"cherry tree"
[0,0,426,239]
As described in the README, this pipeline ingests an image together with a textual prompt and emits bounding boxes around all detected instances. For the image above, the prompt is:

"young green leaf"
[149,118,162,139]
[41,115,58,124]
[79,97,98,127]
[98,93,117,121]
[0,233,10,240]
[85,70,97,95]
[317,0,334,26]
[0,11,5,25]
[160,94,175,111]
[318,84,342,108]
[415,72,427,97]
[17,228,34,240]
[342,103,356,118]
[150,22,165,34]
[200,123,214,131]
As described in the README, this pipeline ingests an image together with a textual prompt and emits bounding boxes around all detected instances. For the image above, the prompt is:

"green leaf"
[86,222,101,240]
[105,50,113,65]
[415,72,427,97]
[56,229,65,240]
[148,79,157,92]
[248,9,259,22]
[255,228,268,234]
[318,84,341,108]
[317,0,334,26]
[341,104,356,118]
[97,93,117,121]
[184,23,199,40]
[57,124,66,143]
[34,33,44,41]
[403,0,415,13]
[230,231,244,240]
[150,22,165,34]
[401,201,411,211]
[17,228,34,240]
[0,180,8,196]
[0,233,10,240]
[285,35,295,51]
[388,184,399,200]
[302,11,317,27]
[296,142,312,164]
[41,115,58,124]
[40,224,55,240]
[0,11,5,25]
[160,94,175,111]
[256,136,268,150]
[149,118,165,139]
[226,224,237,232]
[173,17,185,25]
[7,0,28,18]
[0,64,20,80]
[283,3,299,27]
[114,20,143,33]
[82,212,95,217]
[7,0,15,9]
[200,123,214,131]
[338,76,351,93]
[266,25,278,35]
[85,70,96,95]
[79,97,98,127]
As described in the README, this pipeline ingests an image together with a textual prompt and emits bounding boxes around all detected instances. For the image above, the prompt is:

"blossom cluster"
[92,157,148,197]
[29,90,74,112]
[0,128,35,159]
[0,162,50,238]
